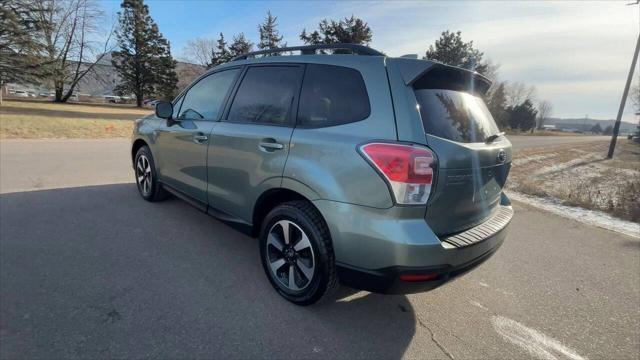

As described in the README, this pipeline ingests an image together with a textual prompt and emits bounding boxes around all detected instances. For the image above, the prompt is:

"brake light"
[360,142,436,205]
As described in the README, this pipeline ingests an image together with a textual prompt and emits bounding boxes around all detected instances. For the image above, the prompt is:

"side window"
[177,68,240,121]
[226,66,302,126]
[298,64,370,127]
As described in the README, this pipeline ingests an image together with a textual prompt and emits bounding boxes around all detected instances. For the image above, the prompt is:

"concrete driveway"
[1,138,638,359]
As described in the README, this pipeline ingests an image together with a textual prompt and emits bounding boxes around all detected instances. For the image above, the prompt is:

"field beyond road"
[0,100,151,139]
[508,139,640,222]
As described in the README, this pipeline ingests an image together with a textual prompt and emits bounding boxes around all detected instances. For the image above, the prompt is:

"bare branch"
[181,37,216,67]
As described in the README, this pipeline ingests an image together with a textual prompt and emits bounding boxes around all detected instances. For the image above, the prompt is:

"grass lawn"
[0,100,152,139]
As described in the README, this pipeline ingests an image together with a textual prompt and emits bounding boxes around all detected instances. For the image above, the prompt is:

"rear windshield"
[414,89,499,143]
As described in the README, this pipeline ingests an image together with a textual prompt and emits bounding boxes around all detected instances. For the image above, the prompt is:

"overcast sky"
[101,0,639,122]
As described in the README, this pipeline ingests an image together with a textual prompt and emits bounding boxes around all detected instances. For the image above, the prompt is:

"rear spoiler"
[391,58,492,95]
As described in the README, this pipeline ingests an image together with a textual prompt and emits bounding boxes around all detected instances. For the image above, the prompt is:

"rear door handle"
[259,138,284,151]
[193,133,208,144]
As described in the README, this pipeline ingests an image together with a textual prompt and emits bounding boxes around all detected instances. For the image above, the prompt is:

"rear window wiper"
[485,132,505,144]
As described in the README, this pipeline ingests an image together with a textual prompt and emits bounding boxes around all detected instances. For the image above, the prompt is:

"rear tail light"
[359,142,436,205]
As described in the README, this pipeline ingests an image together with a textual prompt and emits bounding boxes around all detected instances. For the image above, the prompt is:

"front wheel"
[259,201,338,305]
[134,146,168,202]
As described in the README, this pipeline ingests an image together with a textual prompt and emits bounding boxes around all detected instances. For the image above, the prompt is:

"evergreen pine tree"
[210,32,231,67]
[424,31,487,74]
[300,16,372,45]
[229,33,253,58]
[258,11,284,53]
[0,0,47,98]
[111,0,178,106]
[506,100,538,131]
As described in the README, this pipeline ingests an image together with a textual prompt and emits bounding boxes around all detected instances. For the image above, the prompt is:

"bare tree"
[34,0,113,102]
[505,81,536,107]
[536,100,553,130]
[181,37,216,67]
[481,58,500,82]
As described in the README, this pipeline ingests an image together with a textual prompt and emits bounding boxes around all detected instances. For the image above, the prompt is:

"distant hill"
[9,52,207,97]
[545,117,637,133]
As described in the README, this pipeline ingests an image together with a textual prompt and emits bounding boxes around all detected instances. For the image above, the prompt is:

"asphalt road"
[0,136,612,194]
[1,138,638,359]
[0,139,132,194]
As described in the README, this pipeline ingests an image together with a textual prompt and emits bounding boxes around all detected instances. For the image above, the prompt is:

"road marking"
[492,315,587,360]
[470,301,488,311]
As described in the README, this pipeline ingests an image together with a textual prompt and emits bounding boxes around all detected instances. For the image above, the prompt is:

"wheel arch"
[252,188,323,238]
[131,138,149,163]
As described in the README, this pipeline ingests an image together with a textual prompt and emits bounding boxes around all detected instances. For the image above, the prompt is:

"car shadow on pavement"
[0,184,418,359]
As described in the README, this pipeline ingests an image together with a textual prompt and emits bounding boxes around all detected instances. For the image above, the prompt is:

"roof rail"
[231,43,384,61]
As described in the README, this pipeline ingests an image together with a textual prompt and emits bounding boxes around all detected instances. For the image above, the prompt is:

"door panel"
[155,120,216,202]
[206,65,303,222]
[207,122,293,221]
[155,68,242,203]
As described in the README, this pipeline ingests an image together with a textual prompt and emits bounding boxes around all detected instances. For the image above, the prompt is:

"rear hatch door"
[409,64,512,235]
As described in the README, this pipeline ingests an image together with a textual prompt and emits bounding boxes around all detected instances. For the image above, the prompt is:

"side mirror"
[155,101,173,119]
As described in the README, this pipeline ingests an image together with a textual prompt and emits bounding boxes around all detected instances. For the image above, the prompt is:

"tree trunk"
[54,83,64,102]
[62,82,77,103]
[136,91,143,107]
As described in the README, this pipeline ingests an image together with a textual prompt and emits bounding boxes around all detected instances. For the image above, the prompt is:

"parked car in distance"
[131,44,513,305]
[13,90,29,97]
[103,95,121,103]
[144,99,161,107]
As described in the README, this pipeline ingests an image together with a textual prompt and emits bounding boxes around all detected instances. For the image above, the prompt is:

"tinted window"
[227,66,302,125]
[414,89,500,143]
[177,69,240,120]
[298,64,370,127]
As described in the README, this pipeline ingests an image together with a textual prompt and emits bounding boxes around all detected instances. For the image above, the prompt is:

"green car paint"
[131,47,513,296]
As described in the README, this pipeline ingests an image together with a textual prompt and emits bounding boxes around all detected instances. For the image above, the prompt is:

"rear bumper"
[336,225,506,294]
[313,193,512,294]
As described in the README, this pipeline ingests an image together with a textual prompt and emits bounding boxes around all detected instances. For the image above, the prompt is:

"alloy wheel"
[266,220,316,291]
[136,155,152,196]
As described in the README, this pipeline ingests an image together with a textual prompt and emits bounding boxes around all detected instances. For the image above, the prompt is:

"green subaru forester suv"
[131,44,513,305]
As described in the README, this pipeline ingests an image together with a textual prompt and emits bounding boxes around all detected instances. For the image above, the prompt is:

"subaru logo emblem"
[497,150,507,164]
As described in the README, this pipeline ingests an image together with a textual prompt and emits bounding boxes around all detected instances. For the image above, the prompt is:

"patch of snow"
[513,153,557,166]
[507,191,640,239]
[533,154,600,176]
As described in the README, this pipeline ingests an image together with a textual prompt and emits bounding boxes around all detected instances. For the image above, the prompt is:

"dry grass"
[0,100,151,139]
[508,140,640,222]
[504,129,589,136]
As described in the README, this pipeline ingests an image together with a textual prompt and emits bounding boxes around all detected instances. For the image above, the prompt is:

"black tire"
[259,201,338,305]
[134,146,169,202]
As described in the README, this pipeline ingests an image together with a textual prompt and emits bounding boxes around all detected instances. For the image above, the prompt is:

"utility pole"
[608,34,640,158]
[608,2,640,158]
